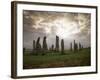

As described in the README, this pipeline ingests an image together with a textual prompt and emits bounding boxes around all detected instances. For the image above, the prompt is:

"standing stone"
[51,44,54,51]
[61,39,64,54]
[55,36,59,52]
[74,40,78,52]
[70,42,72,51]
[74,40,76,51]
[75,43,78,51]
[36,37,41,55]
[33,40,35,50]
[43,36,48,50]
[42,36,48,55]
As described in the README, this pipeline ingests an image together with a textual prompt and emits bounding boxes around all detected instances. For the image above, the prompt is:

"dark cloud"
[23,10,91,49]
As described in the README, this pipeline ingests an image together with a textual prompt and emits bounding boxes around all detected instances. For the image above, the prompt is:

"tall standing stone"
[42,36,48,55]
[55,36,59,52]
[43,36,48,50]
[61,39,64,54]
[33,40,35,50]
[70,42,72,51]
[74,40,78,52]
[36,37,41,55]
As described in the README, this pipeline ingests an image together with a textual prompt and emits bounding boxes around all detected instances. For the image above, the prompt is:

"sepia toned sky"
[23,10,91,49]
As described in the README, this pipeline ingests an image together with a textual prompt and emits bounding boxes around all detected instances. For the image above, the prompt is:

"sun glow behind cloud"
[31,17,81,39]
[54,19,80,39]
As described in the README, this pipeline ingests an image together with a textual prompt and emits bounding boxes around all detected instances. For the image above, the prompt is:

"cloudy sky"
[23,10,91,50]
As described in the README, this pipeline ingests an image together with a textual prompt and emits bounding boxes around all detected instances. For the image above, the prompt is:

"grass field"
[23,48,91,69]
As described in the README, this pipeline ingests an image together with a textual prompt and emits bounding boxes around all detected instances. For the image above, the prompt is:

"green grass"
[23,48,91,69]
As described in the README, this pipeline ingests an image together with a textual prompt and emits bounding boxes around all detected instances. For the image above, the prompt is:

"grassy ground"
[23,48,91,69]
